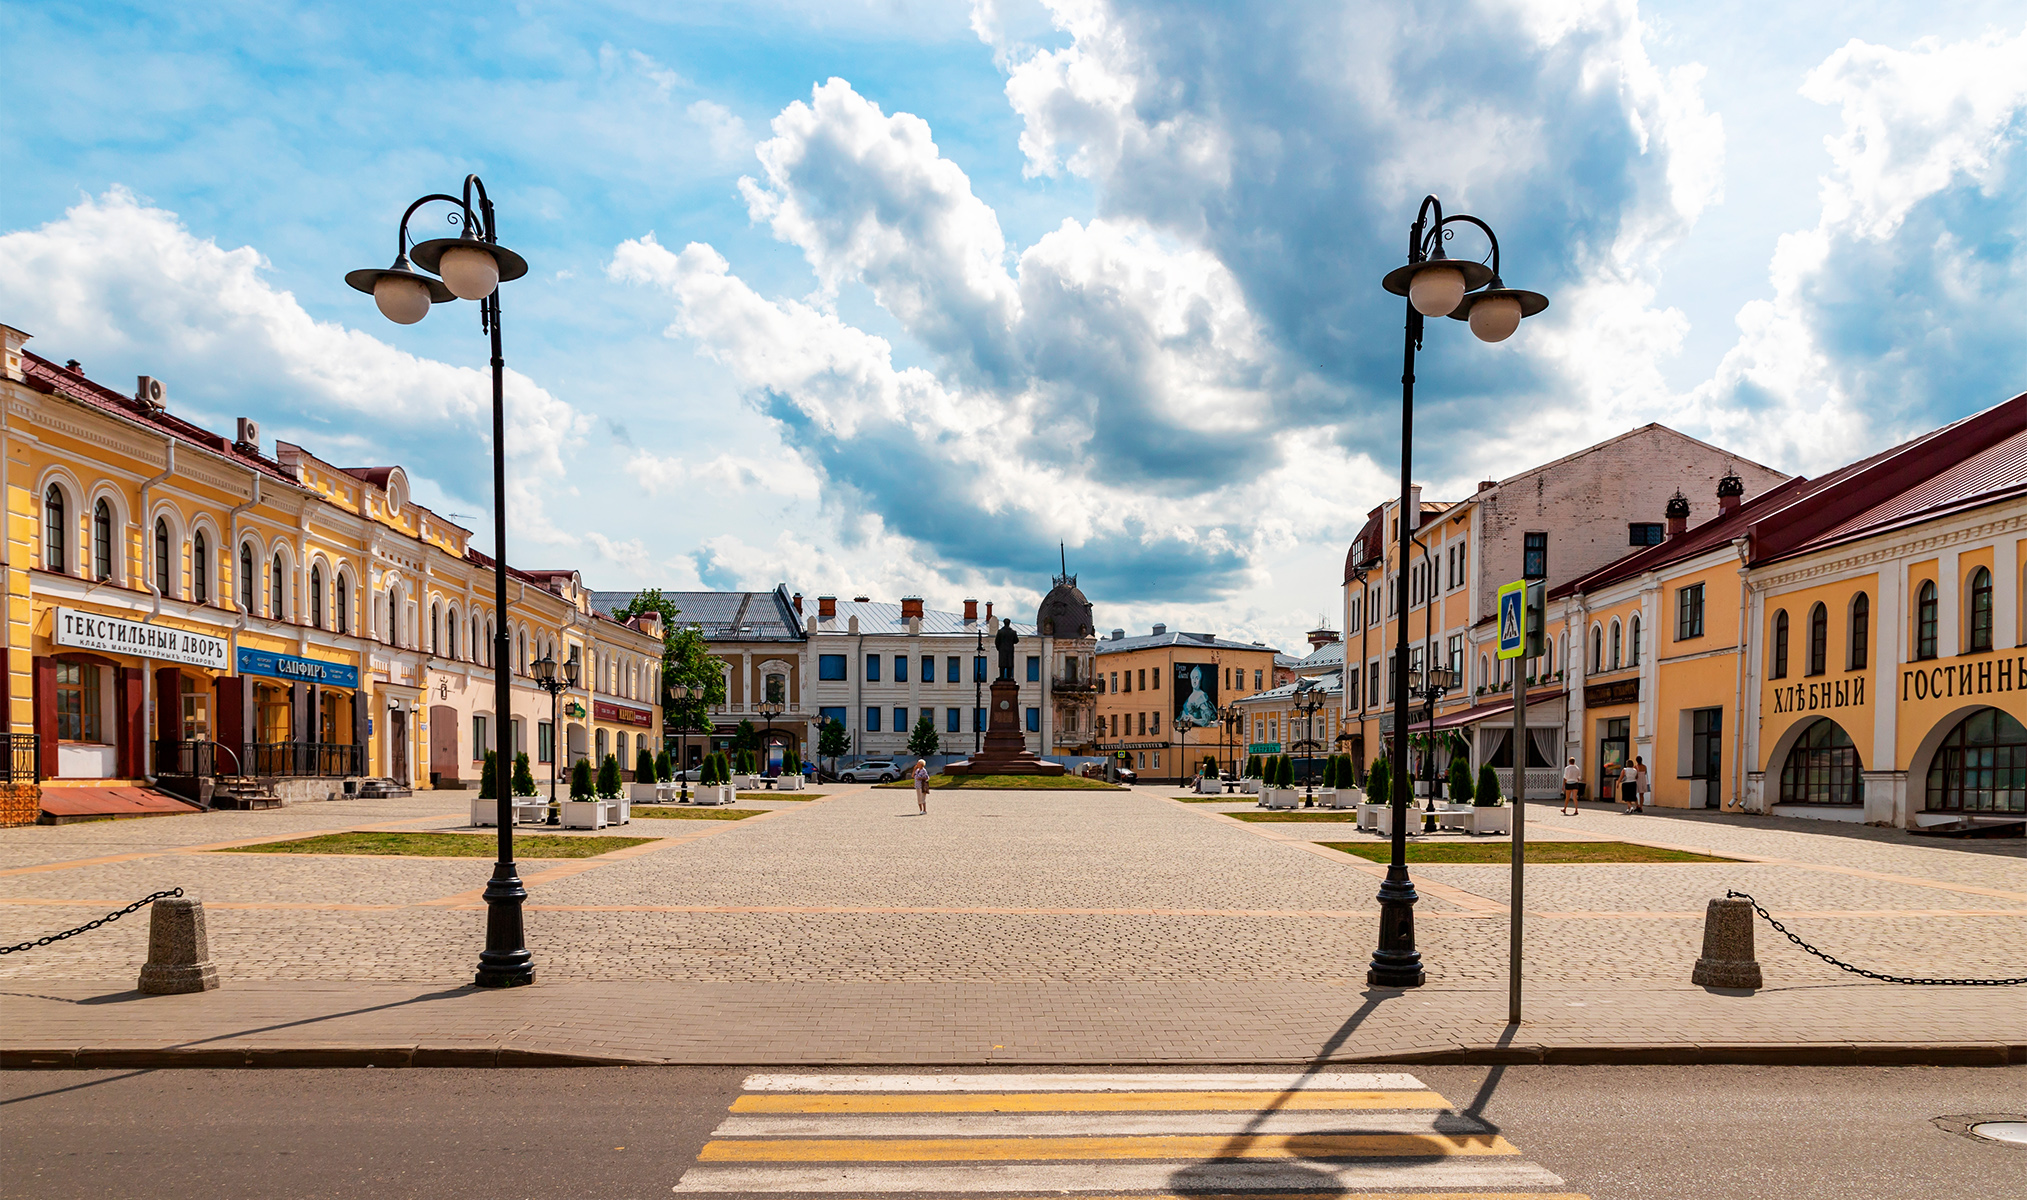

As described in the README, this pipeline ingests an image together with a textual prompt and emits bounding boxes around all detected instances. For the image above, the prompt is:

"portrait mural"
[1173,661,1219,728]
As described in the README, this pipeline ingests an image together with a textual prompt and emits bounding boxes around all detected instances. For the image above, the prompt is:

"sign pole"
[1509,632,1526,1026]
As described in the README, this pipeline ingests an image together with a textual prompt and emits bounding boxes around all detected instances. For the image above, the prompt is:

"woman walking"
[913,758,930,815]
[1632,755,1650,813]
[1619,759,1641,813]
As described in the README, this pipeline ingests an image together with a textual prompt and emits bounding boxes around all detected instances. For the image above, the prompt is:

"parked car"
[838,759,903,783]
[1115,765,1137,784]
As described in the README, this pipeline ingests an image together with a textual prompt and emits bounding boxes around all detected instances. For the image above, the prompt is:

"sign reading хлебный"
[54,607,230,671]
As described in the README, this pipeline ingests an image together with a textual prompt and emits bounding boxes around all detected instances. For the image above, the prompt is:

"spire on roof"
[1053,542,1076,589]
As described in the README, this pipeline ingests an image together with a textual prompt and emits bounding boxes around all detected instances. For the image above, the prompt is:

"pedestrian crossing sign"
[1497,581,1525,659]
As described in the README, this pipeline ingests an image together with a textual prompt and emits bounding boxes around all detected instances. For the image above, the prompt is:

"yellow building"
[1094,624,1278,781]
[2,325,660,806]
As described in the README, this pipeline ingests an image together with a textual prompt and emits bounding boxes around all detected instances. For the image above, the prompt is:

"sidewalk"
[5,978,2023,1068]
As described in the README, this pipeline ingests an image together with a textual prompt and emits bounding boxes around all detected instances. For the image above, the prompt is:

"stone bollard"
[138,898,219,994]
[1690,897,1762,989]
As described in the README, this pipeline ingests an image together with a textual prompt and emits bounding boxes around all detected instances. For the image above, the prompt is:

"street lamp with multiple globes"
[1221,703,1246,785]
[1369,195,1547,990]
[757,696,785,778]
[1293,682,1325,807]
[347,174,531,988]
[670,682,696,802]
[530,652,577,825]
[1407,663,1460,832]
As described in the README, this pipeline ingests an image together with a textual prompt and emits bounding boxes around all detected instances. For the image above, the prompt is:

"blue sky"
[4,0,2025,653]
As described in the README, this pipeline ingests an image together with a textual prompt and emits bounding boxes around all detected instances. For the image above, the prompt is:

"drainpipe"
[1732,536,1753,813]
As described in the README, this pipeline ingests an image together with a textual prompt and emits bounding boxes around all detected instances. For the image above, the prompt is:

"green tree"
[611,589,728,749]
[783,748,800,775]
[1447,756,1475,804]
[1244,753,1260,779]
[569,757,594,800]
[654,747,672,783]
[512,752,536,797]
[597,754,622,799]
[635,745,657,784]
[477,750,499,799]
[818,718,849,772]
[1275,755,1294,789]
[907,711,941,757]
[732,719,758,754]
[1476,763,1503,807]
[1368,758,1390,807]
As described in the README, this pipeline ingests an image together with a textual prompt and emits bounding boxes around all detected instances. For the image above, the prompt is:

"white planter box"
[692,784,734,806]
[1195,777,1222,795]
[470,797,499,827]
[630,782,661,801]
[1439,804,1510,835]
[560,800,607,830]
[776,774,805,791]
[1260,787,1300,810]
[601,799,628,825]
[1240,778,1262,794]
[1356,802,1387,830]
[735,774,762,790]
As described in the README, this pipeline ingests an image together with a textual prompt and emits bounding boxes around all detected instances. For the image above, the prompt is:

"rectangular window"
[1347,667,1360,707]
[865,706,881,732]
[818,654,847,681]
[1110,714,1118,736]
[895,707,908,732]
[921,655,935,683]
[1026,707,1040,732]
[1027,655,1040,682]
[537,721,554,764]
[55,661,100,742]
[1368,660,1380,706]
[946,707,960,733]
[472,715,488,761]
[1523,531,1548,580]
[1110,671,1119,692]
[1447,634,1464,675]
[1629,522,1665,546]
[894,655,908,683]
[865,655,881,682]
[1254,669,1263,690]
[818,705,847,729]
[1677,583,1706,640]
[946,656,961,683]
[1138,669,1147,690]
[973,656,987,682]
[1138,712,1146,735]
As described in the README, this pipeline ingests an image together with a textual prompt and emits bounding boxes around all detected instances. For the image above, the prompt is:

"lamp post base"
[1367,868,1426,988]
[474,863,535,988]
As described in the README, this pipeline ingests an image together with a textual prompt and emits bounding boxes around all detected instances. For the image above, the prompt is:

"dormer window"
[1628,522,1665,546]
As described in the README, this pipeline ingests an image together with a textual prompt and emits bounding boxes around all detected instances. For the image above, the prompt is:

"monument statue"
[995,619,1019,679]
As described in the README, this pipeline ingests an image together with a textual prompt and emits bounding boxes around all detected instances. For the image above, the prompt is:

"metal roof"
[1097,630,1280,655]
[812,599,1033,637]
[587,587,806,641]
[1242,671,1344,703]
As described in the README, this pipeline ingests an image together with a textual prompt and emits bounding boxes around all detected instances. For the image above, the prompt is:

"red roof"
[23,352,299,487]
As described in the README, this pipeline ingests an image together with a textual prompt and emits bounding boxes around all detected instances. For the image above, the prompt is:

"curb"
[7,1042,2024,1070]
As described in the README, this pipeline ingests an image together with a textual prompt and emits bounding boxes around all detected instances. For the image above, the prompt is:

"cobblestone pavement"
[1,784,2022,1061]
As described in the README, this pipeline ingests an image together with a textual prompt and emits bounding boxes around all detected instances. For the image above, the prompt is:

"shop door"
[1599,716,1629,801]
[389,709,408,781]
[429,705,459,785]
[1692,707,1722,808]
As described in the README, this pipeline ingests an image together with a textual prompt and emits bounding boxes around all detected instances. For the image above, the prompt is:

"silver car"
[839,759,902,783]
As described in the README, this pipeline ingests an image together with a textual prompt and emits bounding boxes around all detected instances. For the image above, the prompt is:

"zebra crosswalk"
[674,1070,1582,1197]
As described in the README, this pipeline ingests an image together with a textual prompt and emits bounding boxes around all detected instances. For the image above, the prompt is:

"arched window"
[1807,602,1828,676]
[1847,593,1868,670]
[310,565,324,629]
[192,532,209,605]
[1771,610,1789,679]
[43,484,66,571]
[271,554,286,620]
[430,603,441,656]
[239,545,255,612]
[92,499,113,580]
[1967,567,1993,653]
[1779,719,1860,806]
[153,518,171,596]
[1915,581,1938,660]
[335,574,349,634]
[1628,615,1642,666]
[1610,621,1622,670]
[486,620,495,667]
[1926,708,2027,814]
[1590,626,1603,673]
[517,631,527,674]
[447,609,459,660]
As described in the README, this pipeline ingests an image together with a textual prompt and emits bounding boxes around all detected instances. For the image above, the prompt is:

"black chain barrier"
[0,888,185,956]
[1727,890,2027,986]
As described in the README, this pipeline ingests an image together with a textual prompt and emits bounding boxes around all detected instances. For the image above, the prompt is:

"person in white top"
[1620,760,1641,813]
[913,759,931,815]
[1561,757,1582,815]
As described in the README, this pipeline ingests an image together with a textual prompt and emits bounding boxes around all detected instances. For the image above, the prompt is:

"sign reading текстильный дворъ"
[235,647,359,689]
[54,607,230,671]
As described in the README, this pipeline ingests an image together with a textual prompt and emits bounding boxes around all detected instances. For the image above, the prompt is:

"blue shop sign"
[236,647,359,689]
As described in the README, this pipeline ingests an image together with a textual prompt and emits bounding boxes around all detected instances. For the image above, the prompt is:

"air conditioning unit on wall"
[236,417,261,451]
[135,376,166,410]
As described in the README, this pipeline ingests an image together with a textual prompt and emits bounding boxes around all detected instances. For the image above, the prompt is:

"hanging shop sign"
[55,607,230,671]
[235,647,359,689]
[564,700,587,719]
[593,700,654,728]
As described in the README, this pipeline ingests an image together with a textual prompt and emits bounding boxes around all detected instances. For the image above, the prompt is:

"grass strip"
[874,774,1122,790]
[1173,796,1251,802]
[218,832,655,858]
[737,792,815,801]
[1232,811,1364,822]
[632,806,768,820]
[1321,840,1737,864]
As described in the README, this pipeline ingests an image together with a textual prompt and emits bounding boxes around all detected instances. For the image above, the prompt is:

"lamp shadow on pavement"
[1165,986,1454,1197]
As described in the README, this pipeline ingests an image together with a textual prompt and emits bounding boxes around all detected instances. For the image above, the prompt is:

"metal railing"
[3,733,40,783]
[251,741,362,778]
[154,738,221,778]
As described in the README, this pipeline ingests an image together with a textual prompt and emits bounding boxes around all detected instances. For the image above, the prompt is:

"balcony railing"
[1050,676,1097,693]
[157,739,361,778]
[3,733,39,783]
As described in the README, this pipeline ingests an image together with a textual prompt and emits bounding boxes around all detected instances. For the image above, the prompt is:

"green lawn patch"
[632,806,769,820]
[738,792,815,801]
[219,832,655,858]
[1233,811,1363,822]
[1321,840,1737,864]
[1174,795,1249,802]
[873,774,1121,790]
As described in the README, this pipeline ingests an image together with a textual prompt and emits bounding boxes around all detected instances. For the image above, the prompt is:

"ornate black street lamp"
[1293,682,1324,806]
[531,652,577,824]
[349,174,531,988]
[757,696,784,777]
[1370,195,1547,990]
[1408,664,1459,832]
[1221,703,1245,784]
[670,682,696,802]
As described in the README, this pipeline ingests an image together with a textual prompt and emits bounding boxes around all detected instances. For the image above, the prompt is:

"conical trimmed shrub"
[597,754,622,799]
[1368,758,1391,807]
[636,746,657,784]
[1276,755,1294,789]
[512,752,536,797]
[1476,763,1503,807]
[569,756,594,799]
[478,750,499,799]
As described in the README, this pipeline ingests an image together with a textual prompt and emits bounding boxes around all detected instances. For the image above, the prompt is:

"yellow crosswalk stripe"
[699,1132,1521,1161]
[730,1089,1451,1113]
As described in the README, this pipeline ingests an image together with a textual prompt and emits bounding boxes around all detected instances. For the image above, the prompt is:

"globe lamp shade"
[1468,293,1523,343]
[438,244,501,301]
[374,273,434,325]
[1408,265,1466,317]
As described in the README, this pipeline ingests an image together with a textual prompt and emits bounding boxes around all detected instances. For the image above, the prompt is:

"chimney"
[64,359,83,374]
[853,595,871,603]
[1717,470,1745,517]
[1665,490,1691,538]
[900,596,925,619]
[817,595,836,620]
[1307,627,1340,651]
[1111,629,1124,640]
[963,598,978,622]
[1477,479,1497,493]
[1406,485,1423,531]
[791,592,803,614]
[1,325,31,382]
[1151,623,1167,636]
[985,601,993,622]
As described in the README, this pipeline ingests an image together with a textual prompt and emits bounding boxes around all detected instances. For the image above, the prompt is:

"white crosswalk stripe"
[675,1070,1582,1198]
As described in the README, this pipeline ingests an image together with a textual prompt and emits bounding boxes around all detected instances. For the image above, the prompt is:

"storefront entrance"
[389,708,409,782]
[429,704,460,786]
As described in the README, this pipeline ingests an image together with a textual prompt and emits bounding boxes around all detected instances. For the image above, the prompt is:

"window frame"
[1847,592,1868,671]
[1806,602,1828,676]
[1915,580,1938,660]
[1676,583,1705,640]
[43,484,66,572]
[1967,567,1994,653]
[1771,609,1789,679]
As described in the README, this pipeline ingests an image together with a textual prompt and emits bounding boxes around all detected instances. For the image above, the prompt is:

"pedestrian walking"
[913,758,930,815]
[1633,755,1650,812]
[1561,756,1582,815]
[1620,759,1641,813]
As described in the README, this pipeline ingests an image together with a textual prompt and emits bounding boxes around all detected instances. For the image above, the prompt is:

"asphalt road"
[2,1064,2021,1199]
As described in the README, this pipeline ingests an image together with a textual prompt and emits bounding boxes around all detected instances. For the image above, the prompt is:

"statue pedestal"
[945,679,1064,776]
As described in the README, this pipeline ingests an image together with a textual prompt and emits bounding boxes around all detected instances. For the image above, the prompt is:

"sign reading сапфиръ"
[54,607,230,670]
[235,647,360,690]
